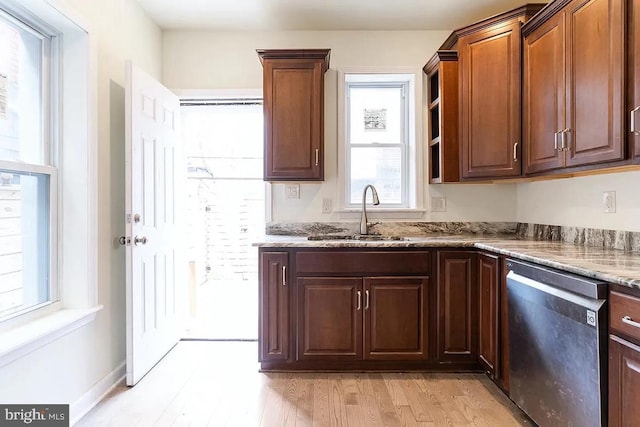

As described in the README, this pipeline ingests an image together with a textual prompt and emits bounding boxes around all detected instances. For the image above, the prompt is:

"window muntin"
[0,9,56,322]
[345,78,409,207]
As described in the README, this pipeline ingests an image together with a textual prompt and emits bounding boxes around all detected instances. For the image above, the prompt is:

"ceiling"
[134,0,546,31]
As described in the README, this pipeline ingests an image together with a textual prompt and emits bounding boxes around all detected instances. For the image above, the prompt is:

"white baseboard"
[70,361,126,426]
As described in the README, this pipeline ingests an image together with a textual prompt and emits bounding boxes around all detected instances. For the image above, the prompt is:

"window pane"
[0,15,43,164]
[349,86,403,145]
[0,170,50,318]
[350,146,402,205]
[182,104,263,179]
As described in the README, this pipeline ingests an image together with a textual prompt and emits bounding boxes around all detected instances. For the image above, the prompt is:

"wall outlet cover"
[322,198,332,213]
[602,191,616,213]
[431,196,447,212]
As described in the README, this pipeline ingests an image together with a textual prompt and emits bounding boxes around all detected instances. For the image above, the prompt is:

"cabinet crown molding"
[256,48,331,71]
[440,3,546,49]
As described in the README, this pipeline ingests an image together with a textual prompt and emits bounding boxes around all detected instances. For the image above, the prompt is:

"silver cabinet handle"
[622,315,640,329]
[315,149,320,166]
[513,142,518,161]
[134,236,148,245]
[554,132,559,150]
[282,265,287,286]
[632,106,640,134]
[356,291,362,310]
[563,129,571,151]
[365,290,370,310]
[559,129,570,151]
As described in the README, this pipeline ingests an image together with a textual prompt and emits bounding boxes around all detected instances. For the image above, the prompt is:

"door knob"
[118,236,131,246]
[134,236,148,245]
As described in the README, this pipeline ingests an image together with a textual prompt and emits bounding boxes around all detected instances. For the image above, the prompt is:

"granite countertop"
[254,235,640,290]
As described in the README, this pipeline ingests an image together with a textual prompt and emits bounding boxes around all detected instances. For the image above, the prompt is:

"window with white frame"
[0,9,58,320]
[344,73,414,208]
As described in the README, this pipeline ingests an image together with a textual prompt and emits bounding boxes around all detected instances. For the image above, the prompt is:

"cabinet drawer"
[296,251,431,275]
[610,291,640,343]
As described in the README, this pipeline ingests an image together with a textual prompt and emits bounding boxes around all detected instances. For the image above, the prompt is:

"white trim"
[70,361,126,426]
[0,160,56,174]
[175,88,262,99]
[338,67,423,214]
[0,306,103,368]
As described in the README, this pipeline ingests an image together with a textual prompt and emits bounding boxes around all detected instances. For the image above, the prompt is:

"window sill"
[336,208,426,220]
[0,306,103,368]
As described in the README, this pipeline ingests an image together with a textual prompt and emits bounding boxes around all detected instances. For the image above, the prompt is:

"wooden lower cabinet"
[437,251,477,366]
[609,335,640,426]
[297,277,362,360]
[258,251,289,362]
[297,276,430,362]
[478,252,500,378]
[498,257,510,392]
[365,277,430,361]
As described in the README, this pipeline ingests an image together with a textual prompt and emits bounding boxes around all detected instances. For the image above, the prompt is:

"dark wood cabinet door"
[631,0,640,161]
[478,253,500,377]
[459,21,522,179]
[363,277,430,361]
[259,251,289,361]
[564,0,625,167]
[523,13,565,174]
[437,251,477,364]
[498,257,510,392]
[259,50,329,181]
[297,277,363,360]
[609,335,640,426]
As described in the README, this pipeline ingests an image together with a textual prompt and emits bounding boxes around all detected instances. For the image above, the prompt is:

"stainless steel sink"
[307,234,407,241]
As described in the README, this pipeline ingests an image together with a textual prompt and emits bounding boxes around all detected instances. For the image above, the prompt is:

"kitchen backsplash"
[516,223,640,252]
[266,221,518,236]
[266,221,640,252]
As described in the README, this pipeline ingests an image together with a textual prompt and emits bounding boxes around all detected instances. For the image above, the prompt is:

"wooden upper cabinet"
[424,51,459,183]
[631,0,640,162]
[459,19,524,179]
[523,13,566,173]
[523,0,625,173]
[257,49,330,181]
[565,0,624,166]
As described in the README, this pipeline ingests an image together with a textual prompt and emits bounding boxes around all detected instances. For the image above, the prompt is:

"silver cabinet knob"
[134,236,148,245]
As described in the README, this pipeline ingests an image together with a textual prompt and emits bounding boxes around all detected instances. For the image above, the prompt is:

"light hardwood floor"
[77,341,532,426]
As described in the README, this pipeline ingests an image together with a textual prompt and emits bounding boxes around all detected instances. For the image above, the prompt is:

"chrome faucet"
[360,184,380,235]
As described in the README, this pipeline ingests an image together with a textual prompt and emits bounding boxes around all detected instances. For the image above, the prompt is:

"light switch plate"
[602,191,616,213]
[285,184,300,199]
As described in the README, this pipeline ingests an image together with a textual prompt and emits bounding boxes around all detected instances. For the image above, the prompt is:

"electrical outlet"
[431,196,447,212]
[322,198,332,213]
[285,184,300,199]
[602,191,616,213]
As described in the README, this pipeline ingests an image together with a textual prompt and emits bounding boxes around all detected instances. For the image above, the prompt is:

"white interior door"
[125,61,184,386]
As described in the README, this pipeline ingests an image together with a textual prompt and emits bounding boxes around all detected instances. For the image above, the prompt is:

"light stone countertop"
[253,235,640,290]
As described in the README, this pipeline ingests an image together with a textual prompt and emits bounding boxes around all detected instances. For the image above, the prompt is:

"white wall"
[0,0,162,414]
[517,170,640,232]
[163,30,519,223]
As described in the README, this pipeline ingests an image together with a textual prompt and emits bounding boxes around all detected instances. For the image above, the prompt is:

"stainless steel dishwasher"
[506,258,608,427]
